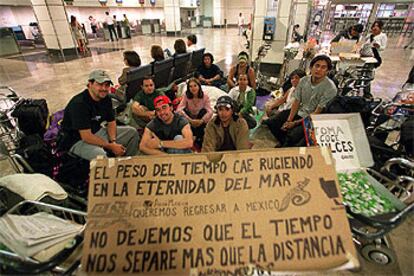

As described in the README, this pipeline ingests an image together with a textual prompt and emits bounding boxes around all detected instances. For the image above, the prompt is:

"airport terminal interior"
[0,0,413,274]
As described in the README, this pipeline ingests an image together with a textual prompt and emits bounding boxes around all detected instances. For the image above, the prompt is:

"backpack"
[11,99,49,136]
[55,152,90,197]
[324,96,373,127]
[44,109,64,142]
[16,134,56,177]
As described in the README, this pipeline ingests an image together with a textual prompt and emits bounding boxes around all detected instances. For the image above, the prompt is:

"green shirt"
[133,89,164,111]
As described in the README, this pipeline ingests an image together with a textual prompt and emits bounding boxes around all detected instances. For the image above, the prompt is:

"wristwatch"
[110,138,116,143]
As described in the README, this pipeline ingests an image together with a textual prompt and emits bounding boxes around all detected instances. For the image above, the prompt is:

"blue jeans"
[165,135,192,154]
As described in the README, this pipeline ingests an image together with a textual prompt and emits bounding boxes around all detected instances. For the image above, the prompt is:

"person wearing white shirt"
[104,11,118,41]
[361,20,387,98]
[238,13,245,36]
[364,20,387,67]
[186,34,198,51]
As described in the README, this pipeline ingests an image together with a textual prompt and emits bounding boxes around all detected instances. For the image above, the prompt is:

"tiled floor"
[0,27,413,275]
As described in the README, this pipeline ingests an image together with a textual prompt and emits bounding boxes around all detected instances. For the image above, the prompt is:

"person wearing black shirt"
[60,69,139,160]
[331,24,363,43]
[195,53,224,88]
[139,95,193,155]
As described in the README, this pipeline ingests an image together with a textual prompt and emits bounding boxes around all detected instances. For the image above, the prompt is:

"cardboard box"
[82,147,358,274]
[309,113,406,211]
[309,113,373,172]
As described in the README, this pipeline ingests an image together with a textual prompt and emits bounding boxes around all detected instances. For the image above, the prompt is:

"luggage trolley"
[0,86,28,173]
[0,200,86,274]
[0,87,89,211]
[340,171,414,265]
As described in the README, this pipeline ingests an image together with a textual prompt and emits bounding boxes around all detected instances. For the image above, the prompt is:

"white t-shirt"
[105,15,114,25]
[278,86,296,111]
[228,85,253,102]
[365,32,387,51]
[188,44,198,51]
[238,16,245,27]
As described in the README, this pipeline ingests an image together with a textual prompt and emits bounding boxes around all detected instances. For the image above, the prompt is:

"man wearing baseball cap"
[59,69,139,160]
[202,95,250,152]
[139,95,193,155]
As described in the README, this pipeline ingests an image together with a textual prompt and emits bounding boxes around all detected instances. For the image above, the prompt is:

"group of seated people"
[58,43,338,161]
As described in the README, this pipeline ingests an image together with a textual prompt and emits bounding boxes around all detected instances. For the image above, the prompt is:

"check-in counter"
[101,23,111,41]
[203,17,212,28]
[141,19,152,34]
[0,28,21,57]
[151,19,161,33]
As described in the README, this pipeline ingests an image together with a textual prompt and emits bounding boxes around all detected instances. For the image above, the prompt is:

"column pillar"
[293,0,311,38]
[164,0,181,35]
[367,3,380,31]
[212,0,224,27]
[31,0,76,57]
[251,0,294,76]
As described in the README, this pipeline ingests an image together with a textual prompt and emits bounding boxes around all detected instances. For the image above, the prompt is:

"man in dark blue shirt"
[60,69,139,160]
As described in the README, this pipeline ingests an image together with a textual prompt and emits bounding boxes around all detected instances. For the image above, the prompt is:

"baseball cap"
[88,69,113,84]
[154,95,171,109]
[215,95,234,109]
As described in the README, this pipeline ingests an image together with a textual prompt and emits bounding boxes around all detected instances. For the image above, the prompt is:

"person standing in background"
[104,11,118,41]
[365,20,387,68]
[88,16,98,39]
[122,14,131,39]
[291,24,303,43]
[238,13,245,36]
[70,15,86,53]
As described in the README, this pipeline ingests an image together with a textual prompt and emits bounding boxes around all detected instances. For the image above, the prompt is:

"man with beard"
[59,69,139,160]
[139,95,193,155]
[131,76,165,128]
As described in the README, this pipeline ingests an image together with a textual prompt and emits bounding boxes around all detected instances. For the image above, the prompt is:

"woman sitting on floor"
[264,69,306,119]
[228,74,257,129]
[177,78,213,148]
[263,69,307,146]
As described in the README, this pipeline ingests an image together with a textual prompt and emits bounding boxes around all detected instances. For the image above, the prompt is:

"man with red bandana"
[139,95,193,155]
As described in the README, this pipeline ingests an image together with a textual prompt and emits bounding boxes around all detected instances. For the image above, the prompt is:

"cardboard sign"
[310,113,374,171]
[82,148,358,274]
